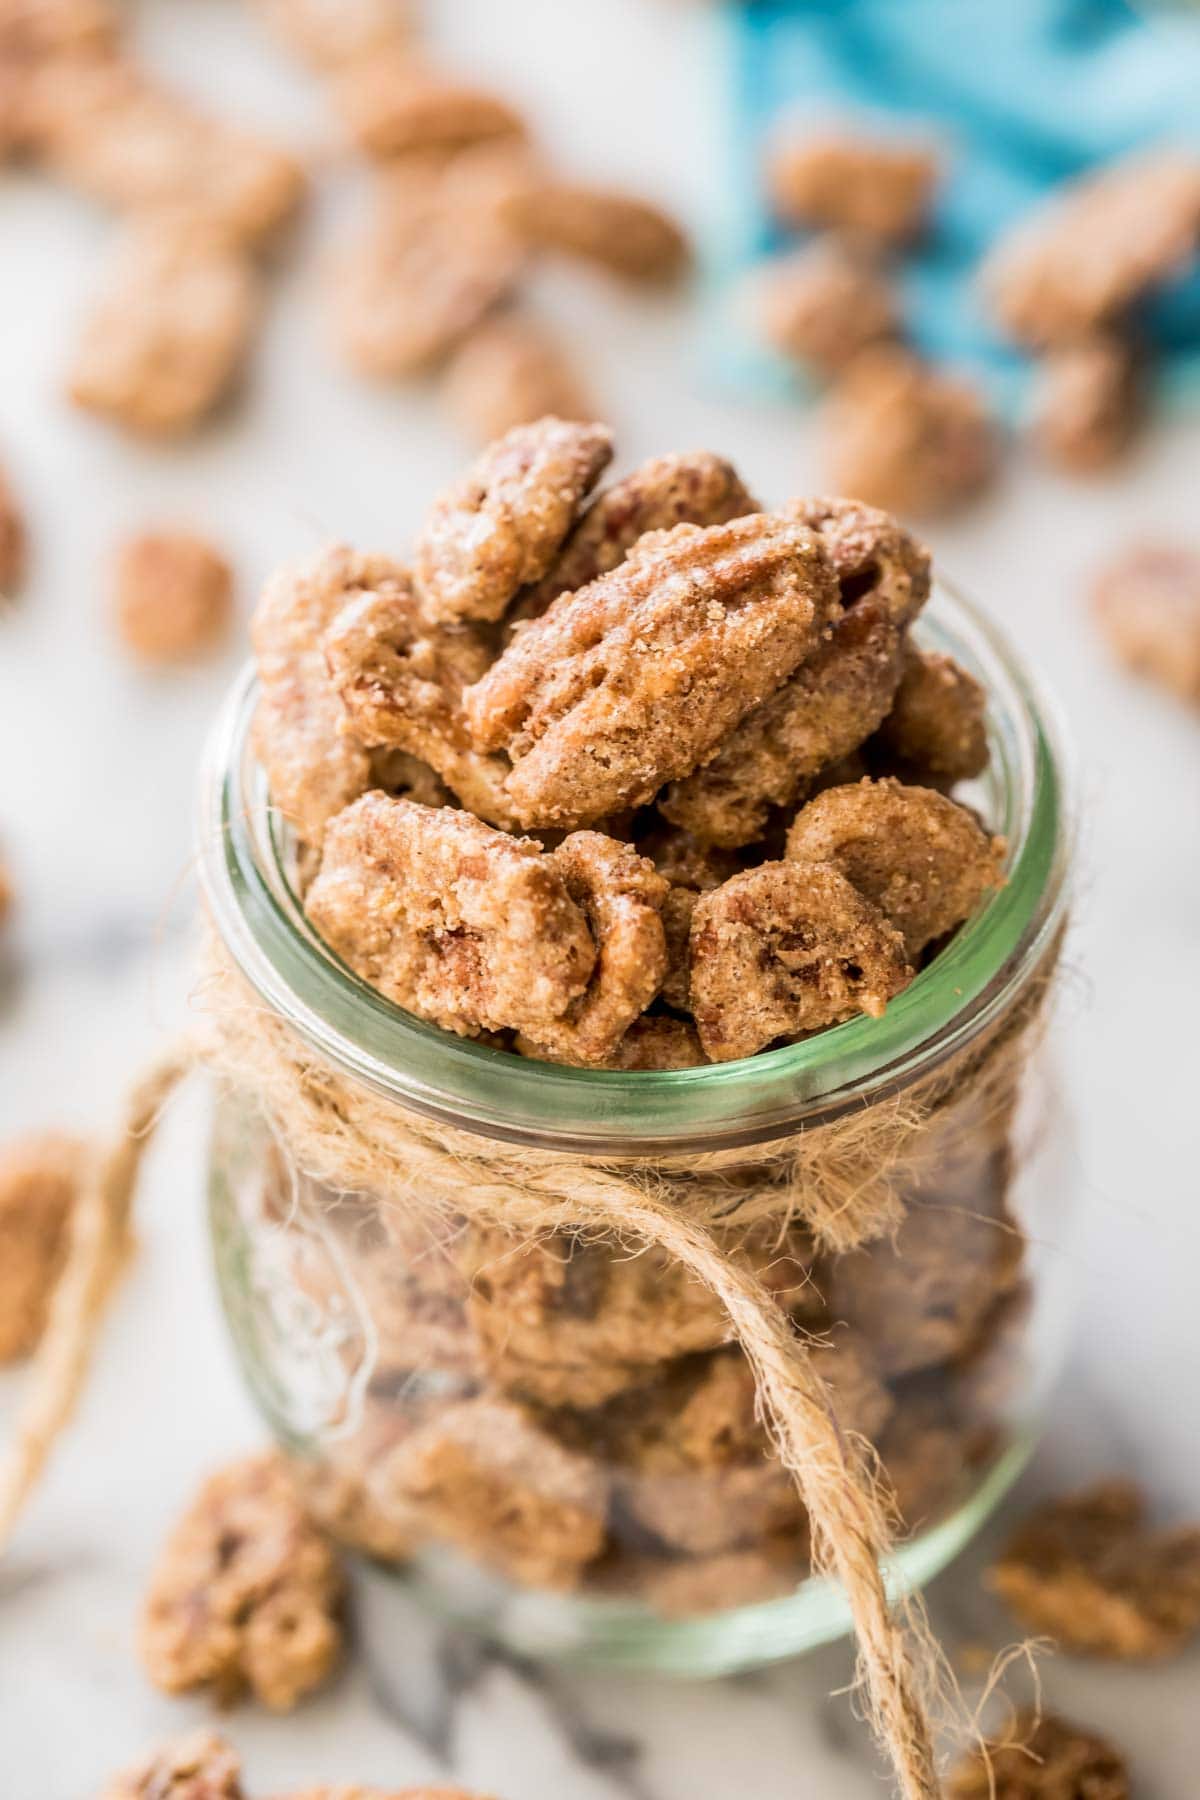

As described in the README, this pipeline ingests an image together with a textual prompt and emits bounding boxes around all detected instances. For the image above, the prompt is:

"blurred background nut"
[334,59,528,162]
[1091,542,1200,706]
[501,180,691,284]
[0,1131,87,1364]
[0,456,27,596]
[442,310,596,444]
[112,529,234,665]
[1030,333,1144,473]
[766,124,940,242]
[755,235,899,378]
[250,0,417,71]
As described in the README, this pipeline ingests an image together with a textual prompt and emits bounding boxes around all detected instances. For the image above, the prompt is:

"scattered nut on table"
[113,530,233,665]
[1090,541,1200,706]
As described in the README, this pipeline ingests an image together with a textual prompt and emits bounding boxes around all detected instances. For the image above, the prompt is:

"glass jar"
[197,580,1074,1678]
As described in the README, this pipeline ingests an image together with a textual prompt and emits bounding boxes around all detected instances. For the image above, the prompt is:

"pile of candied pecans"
[251,415,1005,1071]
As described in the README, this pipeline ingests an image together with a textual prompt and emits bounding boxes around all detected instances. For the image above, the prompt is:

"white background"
[1,3,1199,1795]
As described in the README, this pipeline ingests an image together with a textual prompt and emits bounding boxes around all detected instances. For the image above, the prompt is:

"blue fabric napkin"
[714,0,1200,409]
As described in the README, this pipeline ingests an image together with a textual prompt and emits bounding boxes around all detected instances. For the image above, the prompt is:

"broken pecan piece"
[988,1481,1200,1660]
[689,860,913,1061]
[465,512,839,828]
[305,793,598,1038]
[414,417,613,623]
[514,449,759,621]
[139,1453,344,1711]
[786,777,1005,958]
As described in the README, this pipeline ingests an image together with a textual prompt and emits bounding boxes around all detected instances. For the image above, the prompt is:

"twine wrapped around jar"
[0,924,1060,1800]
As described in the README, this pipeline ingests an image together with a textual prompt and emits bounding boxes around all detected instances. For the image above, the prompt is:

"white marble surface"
[2,3,1200,1796]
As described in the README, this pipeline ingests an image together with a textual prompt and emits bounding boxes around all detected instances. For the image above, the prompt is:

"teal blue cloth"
[716,0,1200,408]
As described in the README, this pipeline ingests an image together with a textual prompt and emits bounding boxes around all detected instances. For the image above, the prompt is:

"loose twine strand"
[0,938,1057,1799]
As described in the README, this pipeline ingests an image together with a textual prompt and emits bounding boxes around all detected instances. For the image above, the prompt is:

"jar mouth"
[197,580,1073,1154]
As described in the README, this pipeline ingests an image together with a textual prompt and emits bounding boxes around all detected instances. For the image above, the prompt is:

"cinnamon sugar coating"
[785,778,1005,959]
[334,59,527,163]
[689,860,913,1061]
[824,346,998,517]
[305,794,598,1038]
[139,1453,344,1711]
[0,1132,86,1363]
[113,530,233,664]
[756,236,899,377]
[444,311,596,445]
[67,219,260,437]
[251,546,393,848]
[323,578,516,826]
[1030,333,1143,473]
[988,1481,1200,1660]
[515,450,760,620]
[100,1731,245,1800]
[466,512,839,828]
[385,1393,608,1588]
[948,1711,1129,1800]
[0,458,27,596]
[414,417,613,623]
[983,150,1200,348]
[767,126,939,242]
[1090,541,1200,705]
[875,645,989,783]
[502,180,690,283]
[513,831,667,1067]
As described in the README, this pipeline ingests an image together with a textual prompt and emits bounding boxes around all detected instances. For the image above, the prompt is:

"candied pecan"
[874,644,989,783]
[140,1452,344,1710]
[414,417,613,624]
[766,125,939,242]
[113,529,233,664]
[1091,541,1200,705]
[334,57,527,162]
[502,180,690,283]
[783,496,933,626]
[514,450,760,621]
[305,794,597,1037]
[323,578,516,826]
[251,0,415,70]
[250,546,393,847]
[830,1183,1024,1379]
[660,886,699,1011]
[988,1480,1200,1660]
[444,310,597,446]
[600,1014,708,1069]
[0,457,26,597]
[513,832,667,1066]
[100,1731,245,1800]
[636,822,745,1011]
[465,512,839,828]
[948,1710,1130,1800]
[756,236,899,377]
[288,1403,420,1564]
[1030,333,1144,472]
[370,747,452,810]
[329,173,524,380]
[385,1394,608,1588]
[689,860,913,1061]
[25,55,305,247]
[0,0,118,59]
[983,149,1200,348]
[824,345,998,517]
[785,777,1005,959]
[67,218,260,437]
[0,1132,86,1363]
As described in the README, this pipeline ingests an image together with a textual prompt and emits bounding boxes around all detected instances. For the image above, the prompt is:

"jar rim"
[196,579,1073,1155]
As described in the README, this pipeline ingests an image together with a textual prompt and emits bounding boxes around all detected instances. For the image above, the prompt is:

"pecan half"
[503,179,690,283]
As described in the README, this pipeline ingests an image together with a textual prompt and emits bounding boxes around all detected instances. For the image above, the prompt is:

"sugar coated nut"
[1030,332,1143,473]
[948,1711,1130,1800]
[502,179,690,283]
[875,644,989,783]
[113,530,233,664]
[824,346,998,517]
[988,1480,1200,1660]
[304,794,599,1038]
[465,512,840,828]
[443,311,597,446]
[334,58,528,161]
[0,1132,86,1363]
[598,1013,709,1069]
[515,449,760,621]
[414,417,614,623]
[983,149,1200,348]
[68,219,260,437]
[139,1453,344,1711]
[766,126,939,242]
[756,236,899,376]
[689,860,913,1061]
[785,777,1005,959]
[322,578,516,826]
[99,1730,245,1800]
[1091,541,1200,705]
